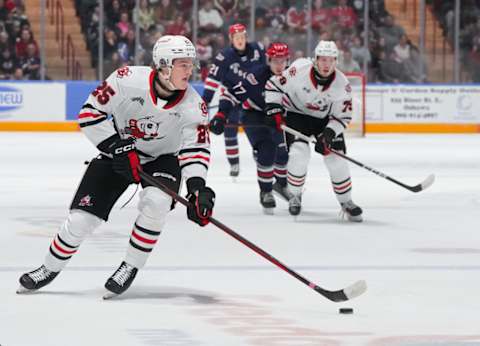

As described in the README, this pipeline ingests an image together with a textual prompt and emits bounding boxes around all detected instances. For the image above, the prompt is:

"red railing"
[47,0,82,79]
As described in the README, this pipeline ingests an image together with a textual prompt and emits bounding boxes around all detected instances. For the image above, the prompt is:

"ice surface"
[1,132,480,346]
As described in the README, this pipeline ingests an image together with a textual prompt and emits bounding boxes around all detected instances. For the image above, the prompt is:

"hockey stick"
[281,124,435,193]
[138,169,367,302]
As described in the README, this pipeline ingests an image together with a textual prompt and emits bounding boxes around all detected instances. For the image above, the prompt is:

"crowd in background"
[1,0,480,83]
[0,0,41,80]
[431,0,480,82]
[73,0,431,83]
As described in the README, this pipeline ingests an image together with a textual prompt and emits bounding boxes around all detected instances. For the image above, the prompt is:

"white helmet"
[314,40,338,59]
[152,35,196,70]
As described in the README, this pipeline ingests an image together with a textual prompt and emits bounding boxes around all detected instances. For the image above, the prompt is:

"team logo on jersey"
[116,66,132,78]
[79,195,93,207]
[200,102,208,117]
[289,67,297,77]
[306,98,329,112]
[128,117,165,141]
[345,84,352,93]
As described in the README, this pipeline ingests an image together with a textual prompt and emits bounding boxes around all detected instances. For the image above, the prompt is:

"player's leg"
[104,154,181,296]
[284,112,315,216]
[272,130,291,201]
[322,135,363,222]
[224,107,240,177]
[243,110,276,213]
[18,156,130,292]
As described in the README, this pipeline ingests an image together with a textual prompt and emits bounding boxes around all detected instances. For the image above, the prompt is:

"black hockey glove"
[314,128,336,155]
[209,112,225,135]
[105,137,141,183]
[265,104,285,132]
[186,178,215,227]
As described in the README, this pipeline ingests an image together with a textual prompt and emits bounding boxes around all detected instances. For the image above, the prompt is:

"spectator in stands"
[12,65,23,79]
[470,36,480,82]
[138,0,155,32]
[117,29,136,64]
[196,36,212,81]
[331,0,357,31]
[393,34,411,62]
[286,4,307,33]
[350,35,370,67]
[155,0,177,27]
[214,0,238,18]
[0,30,12,52]
[165,15,190,36]
[369,0,388,25]
[338,48,361,73]
[103,28,118,60]
[266,6,286,34]
[378,51,411,83]
[104,51,123,77]
[311,0,331,33]
[15,28,38,59]
[0,48,16,79]
[106,0,122,28]
[19,42,40,79]
[116,11,132,40]
[0,0,9,22]
[404,45,427,83]
[377,15,405,52]
[198,0,223,33]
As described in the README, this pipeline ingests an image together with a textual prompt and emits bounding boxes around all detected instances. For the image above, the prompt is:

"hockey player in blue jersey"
[204,23,265,178]
[211,43,291,214]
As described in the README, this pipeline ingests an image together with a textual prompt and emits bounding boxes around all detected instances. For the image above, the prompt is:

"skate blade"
[262,207,275,215]
[347,215,363,223]
[103,291,120,300]
[16,285,35,294]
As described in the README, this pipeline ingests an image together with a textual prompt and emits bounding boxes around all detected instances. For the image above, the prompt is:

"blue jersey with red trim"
[203,42,265,105]
[218,64,272,117]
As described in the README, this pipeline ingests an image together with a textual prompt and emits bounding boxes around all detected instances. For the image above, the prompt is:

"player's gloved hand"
[265,106,285,131]
[314,128,336,155]
[110,137,141,183]
[209,112,225,135]
[187,186,216,227]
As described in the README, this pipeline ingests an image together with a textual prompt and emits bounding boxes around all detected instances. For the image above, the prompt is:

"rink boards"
[0,81,479,133]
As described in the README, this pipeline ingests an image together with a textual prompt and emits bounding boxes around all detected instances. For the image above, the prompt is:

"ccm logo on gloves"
[114,144,135,154]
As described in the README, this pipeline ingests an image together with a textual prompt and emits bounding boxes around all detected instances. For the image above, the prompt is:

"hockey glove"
[186,178,216,226]
[265,105,285,132]
[314,128,336,156]
[110,137,141,183]
[209,112,226,135]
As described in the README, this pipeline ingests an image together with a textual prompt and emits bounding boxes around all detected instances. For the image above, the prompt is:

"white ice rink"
[1,132,480,346]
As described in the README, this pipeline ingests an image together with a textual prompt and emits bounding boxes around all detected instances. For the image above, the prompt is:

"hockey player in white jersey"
[264,40,363,221]
[17,35,216,297]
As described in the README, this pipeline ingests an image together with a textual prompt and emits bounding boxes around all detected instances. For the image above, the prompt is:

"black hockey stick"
[281,125,435,193]
[139,169,367,303]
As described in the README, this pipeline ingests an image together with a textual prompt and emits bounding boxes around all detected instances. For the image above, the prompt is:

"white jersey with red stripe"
[78,66,210,180]
[265,58,353,136]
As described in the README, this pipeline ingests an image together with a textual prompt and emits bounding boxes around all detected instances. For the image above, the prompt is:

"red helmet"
[266,43,290,58]
[228,23,247,35]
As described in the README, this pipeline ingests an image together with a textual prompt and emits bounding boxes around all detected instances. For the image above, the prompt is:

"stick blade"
[410,174,435,192]
[343,279,367,300]
[314,279,367,302]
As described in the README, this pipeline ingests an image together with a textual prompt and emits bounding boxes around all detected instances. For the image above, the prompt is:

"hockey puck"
[339,308,354,314]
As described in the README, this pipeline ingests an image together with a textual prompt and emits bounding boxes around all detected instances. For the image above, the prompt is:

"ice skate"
[288,195,302,216]
[103,261,138,299]
[272,181,293,202]
[230,163,240,181]
[260,191,276,215]
[340,200,363,222]
[17,265,59,294]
